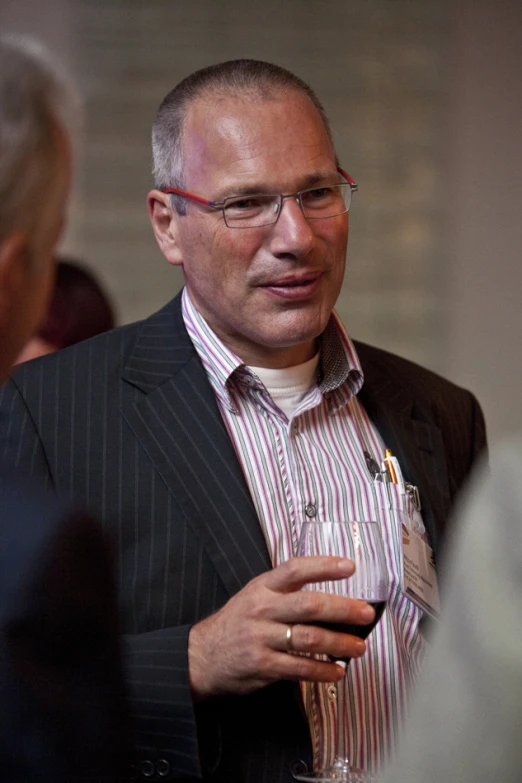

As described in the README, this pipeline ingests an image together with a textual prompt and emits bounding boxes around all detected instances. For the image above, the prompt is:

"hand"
[188,556,376,701]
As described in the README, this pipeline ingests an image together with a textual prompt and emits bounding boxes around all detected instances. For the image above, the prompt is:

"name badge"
[402,522,440,619]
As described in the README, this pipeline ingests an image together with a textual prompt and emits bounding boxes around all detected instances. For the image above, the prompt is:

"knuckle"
[293,654,315,680]
[298,623,321,650]
[297,591,323,621]
[238,631,271,672]
[284,558,302,582]
[344,596,359,614]
[252,594,271,619]
[248,646,269,673]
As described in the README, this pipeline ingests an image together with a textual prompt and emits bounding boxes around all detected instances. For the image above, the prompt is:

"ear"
[0,233,31,376]
[0,232,30,307]
[147,189,184,267]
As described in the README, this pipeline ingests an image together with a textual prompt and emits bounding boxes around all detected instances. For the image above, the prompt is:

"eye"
[304,186,334,201]
[225,196,265,212]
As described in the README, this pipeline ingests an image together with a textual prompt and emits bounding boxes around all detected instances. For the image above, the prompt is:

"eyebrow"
[215,169,340,200]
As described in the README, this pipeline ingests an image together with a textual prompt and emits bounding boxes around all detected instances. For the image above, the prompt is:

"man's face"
[161,90,348,368]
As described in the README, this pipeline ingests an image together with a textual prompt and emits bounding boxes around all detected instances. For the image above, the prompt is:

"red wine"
[316,601,386,663]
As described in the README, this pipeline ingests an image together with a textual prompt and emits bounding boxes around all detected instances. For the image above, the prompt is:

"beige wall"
[2,1,521,445]
[445,2,522,445]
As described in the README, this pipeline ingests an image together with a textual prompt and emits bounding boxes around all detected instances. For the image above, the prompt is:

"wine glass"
[294,519,389,783]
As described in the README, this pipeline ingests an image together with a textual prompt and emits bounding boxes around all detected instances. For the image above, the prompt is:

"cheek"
[329,223,348,272]
[209,230,263,281]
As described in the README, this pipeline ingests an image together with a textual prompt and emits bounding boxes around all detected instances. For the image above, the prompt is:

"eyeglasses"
[162,167,357,229]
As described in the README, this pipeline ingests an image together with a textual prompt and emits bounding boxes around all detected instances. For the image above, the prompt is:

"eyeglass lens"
[222,183,352,228]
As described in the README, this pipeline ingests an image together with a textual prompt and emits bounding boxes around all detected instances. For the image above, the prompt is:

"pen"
[384,448,399,484]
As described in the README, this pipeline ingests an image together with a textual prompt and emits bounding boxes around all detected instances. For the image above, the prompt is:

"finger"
[264,555,355,593]
[281,621,367,661]
[270,649,349,684]
[273,590,376,627]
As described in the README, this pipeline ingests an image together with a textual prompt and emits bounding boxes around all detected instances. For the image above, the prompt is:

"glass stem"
[333,669,351,769]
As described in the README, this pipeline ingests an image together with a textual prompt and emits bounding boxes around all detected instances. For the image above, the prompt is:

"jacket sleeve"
[124,625,219,781]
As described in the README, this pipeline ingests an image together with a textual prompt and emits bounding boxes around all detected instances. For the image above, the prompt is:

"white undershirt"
[248,353,320,419]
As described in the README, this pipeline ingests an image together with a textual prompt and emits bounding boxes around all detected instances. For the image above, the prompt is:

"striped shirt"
[182,288,426,773]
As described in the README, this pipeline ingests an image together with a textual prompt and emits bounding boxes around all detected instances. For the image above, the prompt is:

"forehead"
[181,90,336,191]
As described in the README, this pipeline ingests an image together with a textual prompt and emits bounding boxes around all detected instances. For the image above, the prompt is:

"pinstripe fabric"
[183,290,425,773]
[0,291,486,782]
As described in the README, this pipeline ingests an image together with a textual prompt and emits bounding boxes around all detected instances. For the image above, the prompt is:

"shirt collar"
[182,289,243,411]
[182,287,364,413]
[318,311,364,411]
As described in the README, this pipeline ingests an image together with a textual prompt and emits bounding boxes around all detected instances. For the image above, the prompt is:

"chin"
[276,311,329,344]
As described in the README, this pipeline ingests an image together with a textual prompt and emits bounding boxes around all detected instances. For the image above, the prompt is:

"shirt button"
[291,421,299,433]
[305,503,317,518]
[291,760,309,776]
[140,760,155,778]
[156,759,170,777]
[327,685,337,700]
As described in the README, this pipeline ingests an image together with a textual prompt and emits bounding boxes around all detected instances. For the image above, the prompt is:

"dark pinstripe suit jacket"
[0,292,486,783]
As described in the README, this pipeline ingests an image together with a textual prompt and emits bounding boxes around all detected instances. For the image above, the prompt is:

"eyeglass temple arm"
[337,167,358,191]
[162,186,212,207]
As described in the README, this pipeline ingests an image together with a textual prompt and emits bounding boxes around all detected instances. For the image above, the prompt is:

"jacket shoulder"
[353,340,477,402]
[10,319,140,384]
[9,294,183,387]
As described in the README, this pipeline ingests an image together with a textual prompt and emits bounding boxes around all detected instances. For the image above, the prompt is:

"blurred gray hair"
[0,35,79,256]
[152,59,335,215]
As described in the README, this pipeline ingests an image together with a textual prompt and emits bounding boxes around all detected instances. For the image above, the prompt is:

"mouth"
[260,272,324,301]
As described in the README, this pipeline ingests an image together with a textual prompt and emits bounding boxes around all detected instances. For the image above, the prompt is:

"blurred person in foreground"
[16,257,115,363]
[0,35,130,782]
[382,439,522,783]
[0,59,486,781]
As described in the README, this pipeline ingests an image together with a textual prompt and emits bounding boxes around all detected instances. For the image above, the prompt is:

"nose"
[269,195,315,260]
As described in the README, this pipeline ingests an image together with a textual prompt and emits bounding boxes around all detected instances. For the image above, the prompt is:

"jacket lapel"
[120,293,271,598]
[355,342,451,558]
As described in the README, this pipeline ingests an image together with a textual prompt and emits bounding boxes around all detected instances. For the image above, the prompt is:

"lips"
[260,272,323,300]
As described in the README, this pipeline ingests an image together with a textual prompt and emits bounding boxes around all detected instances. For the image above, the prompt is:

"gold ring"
[286,624,294,653]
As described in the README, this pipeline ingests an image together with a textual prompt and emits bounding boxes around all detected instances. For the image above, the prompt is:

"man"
[382,439,522,783]
[0,60,486,782]
[0,35,130,781]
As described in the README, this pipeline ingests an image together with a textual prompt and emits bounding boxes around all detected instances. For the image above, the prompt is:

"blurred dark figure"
[0,481,132,782]
[0,34,132,783]
[17,258,115,363]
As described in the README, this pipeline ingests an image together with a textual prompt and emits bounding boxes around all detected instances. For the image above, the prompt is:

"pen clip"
[406,483,422,511]
[383,450,406,494]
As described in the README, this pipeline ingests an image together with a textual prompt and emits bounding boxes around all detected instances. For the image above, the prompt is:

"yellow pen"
[384,448,399,484]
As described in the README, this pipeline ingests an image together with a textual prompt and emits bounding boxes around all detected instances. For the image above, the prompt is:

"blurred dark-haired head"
[17,258,115,363]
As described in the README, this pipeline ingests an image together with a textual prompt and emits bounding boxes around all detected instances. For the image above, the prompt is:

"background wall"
[1,0,521,446]
[445,2,522,445]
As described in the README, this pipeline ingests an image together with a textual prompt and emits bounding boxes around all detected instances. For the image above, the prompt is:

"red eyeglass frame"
[161,167,358,209]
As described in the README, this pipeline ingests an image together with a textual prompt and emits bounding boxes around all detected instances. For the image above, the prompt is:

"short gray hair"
[152,59,335,215]
[0,35,79,256]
